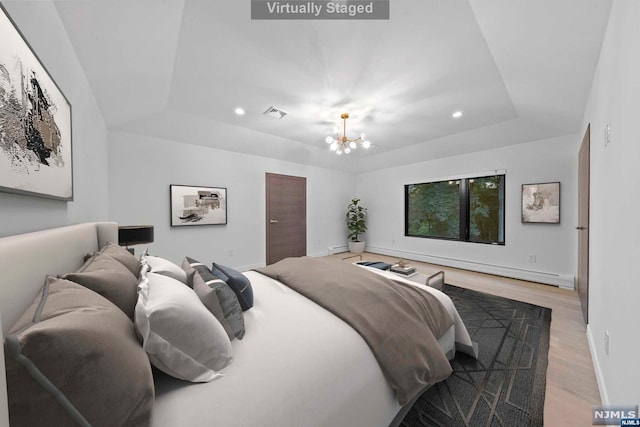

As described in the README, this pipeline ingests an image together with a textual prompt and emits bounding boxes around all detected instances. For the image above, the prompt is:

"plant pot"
[348,241,365,254]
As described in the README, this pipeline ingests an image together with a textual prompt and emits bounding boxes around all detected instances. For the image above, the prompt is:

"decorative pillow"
[191,272,238,340]
[134,270,233,382]
[183,258,245,340]
[98,241,140,277]
[211,262,254,310]
[142,254,188,284]
[4,277,154,427]
[64,252,138,319]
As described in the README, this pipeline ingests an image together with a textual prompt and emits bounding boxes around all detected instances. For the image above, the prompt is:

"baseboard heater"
[360,246,575,290]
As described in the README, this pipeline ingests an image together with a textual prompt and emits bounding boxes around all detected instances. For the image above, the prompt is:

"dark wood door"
[577,125,590,324]
[266,173,306,265]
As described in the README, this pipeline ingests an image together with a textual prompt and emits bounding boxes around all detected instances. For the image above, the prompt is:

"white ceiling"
[51,0,612,172]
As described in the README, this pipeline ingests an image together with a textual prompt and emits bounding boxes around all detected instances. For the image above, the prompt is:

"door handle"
[576,226,586,230]
[270,219,279,224]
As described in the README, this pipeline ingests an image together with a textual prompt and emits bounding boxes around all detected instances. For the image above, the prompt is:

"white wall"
[108,130,356,270]
[355,135,578,288]
[581,0,640,407]
[0,1,110,238]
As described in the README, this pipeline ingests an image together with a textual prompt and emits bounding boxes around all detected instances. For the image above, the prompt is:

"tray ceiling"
[50,0,612,171]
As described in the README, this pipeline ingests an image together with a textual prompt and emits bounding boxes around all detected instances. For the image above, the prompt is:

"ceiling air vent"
[263,106,287,119]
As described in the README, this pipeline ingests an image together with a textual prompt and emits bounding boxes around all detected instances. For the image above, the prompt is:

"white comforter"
[152,269,474,427]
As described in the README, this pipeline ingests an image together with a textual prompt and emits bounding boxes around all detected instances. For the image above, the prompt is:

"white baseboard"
[237,262,265,272]
[327,245,348,255]
[587,324,609,406]
[308,250,332,258]
[363,245,575,289]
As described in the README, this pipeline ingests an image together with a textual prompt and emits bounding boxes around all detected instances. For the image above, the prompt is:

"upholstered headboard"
[0,222,118,335]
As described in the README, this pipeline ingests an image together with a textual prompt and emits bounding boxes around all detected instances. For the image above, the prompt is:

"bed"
[0,222,476,427]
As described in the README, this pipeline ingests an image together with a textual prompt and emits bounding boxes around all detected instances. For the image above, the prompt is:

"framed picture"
[0,5,73,200]
[522,182,560,224]
[170,185,227,226]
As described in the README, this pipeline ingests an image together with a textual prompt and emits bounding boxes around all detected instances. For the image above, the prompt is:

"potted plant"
[346,198,367,254]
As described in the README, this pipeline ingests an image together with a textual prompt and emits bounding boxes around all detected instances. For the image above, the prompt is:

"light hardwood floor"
[329,252,601,427]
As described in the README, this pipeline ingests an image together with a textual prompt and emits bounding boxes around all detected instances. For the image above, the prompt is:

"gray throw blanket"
[255,257,454,405]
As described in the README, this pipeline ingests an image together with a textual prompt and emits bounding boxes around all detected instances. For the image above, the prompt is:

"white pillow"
[142,255,188,284]
[134,268,233,382]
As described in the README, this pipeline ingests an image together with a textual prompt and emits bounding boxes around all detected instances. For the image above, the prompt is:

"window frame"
[404,174,506,245]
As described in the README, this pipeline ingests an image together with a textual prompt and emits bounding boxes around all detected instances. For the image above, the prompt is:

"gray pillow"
[192,270,244,340]
[98,241,141,277]
[182,258,245,340]
[4,277,154,427]
[64,252,138,319]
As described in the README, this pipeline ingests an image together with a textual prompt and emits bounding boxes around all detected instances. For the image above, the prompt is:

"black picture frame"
[170,185,227,226]
[0,4,73,201]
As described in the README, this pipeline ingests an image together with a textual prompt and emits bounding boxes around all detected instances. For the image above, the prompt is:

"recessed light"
[452,110,463,119]
[235,107,245,116]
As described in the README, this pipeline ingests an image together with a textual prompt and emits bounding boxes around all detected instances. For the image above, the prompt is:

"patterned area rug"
[402,284,551,427]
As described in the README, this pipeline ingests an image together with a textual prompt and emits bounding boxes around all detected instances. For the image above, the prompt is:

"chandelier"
[325,113,371,155]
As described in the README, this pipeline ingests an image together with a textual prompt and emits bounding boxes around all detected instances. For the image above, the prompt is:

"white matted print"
[521,182,560,224]
[0,5,73,200]
[170,185,227,226]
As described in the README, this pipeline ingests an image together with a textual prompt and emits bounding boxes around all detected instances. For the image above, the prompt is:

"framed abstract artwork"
[170,185,227,226]
[521,182,560,224]
[0,5,73,200]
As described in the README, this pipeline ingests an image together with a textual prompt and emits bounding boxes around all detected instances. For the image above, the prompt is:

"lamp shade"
[118,225,154,246]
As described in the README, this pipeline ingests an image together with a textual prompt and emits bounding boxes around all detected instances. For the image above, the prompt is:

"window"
[405,179,461,239]
[405,174,505,244]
